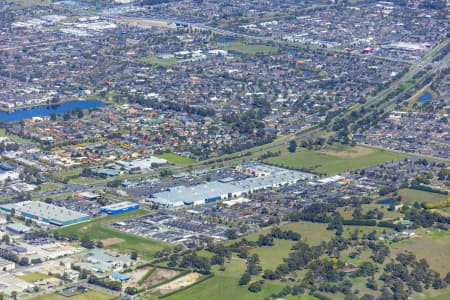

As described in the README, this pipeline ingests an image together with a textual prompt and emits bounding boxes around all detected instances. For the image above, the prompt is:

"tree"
[50,112,57,121]
[239,272,251,285]
[81,167,93,177]
[288,140,297,153]
[131,251,138,260]
[225,229,237,240]
[248,281,262,293]
[80,236,94,249]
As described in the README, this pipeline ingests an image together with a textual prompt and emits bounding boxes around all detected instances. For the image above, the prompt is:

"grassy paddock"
[264,146,406,175]
[164,257,284,300]
[157,153,198,167]
[398,188,448,205]
[389,231,450,275]
[56,209,170,259]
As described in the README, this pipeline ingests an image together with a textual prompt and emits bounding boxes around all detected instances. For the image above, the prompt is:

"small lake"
[417,92,432,102]
[0,100,106,122]
[376,198,392,205]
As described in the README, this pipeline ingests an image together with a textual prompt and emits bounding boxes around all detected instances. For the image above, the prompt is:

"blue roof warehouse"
[0,201,90,226]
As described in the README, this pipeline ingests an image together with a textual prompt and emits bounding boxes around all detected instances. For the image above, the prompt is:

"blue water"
[0,100,106,122]
[417,92,431,102]
[377,198,392,205]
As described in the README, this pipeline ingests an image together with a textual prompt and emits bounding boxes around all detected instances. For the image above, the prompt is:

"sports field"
[221,43,279,55]
[264,146,406,175]
[56,209,170,259]
[29,290,114,300]
[157,153,198,166]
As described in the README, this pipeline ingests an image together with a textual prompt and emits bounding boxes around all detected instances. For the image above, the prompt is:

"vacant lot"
[221,43,278,55]
[146,268,180,286]
[101,237,124,247]
[265,147,406,175]
[39,183,62,192]
[30,290,114,300]
[157,153,198,166]
[19,272,53,283]
[56,209,170,259]
[152,272,203,295]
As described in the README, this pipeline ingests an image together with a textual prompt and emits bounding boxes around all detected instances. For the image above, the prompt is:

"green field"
[251,239,296,270]
[56,209,170,259]
[39,183,62,193]
[221,43,279,55]
[30,290,114,300]
[164,257,284,300]
[138,56,179,66]
[264,146,406,175]
[398,189,448,205]
[19,272,53,283]
[157,153,198,167]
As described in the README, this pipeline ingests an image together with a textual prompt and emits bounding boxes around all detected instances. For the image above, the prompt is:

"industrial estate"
[0,1,449,300]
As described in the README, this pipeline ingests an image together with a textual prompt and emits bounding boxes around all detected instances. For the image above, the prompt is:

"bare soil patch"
[145,268,179,286]
[151,272,202,295]
[320,146,374,159]
[102,237,124,247]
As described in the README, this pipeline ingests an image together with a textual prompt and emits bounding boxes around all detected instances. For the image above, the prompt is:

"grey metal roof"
[152,163,314,207]
[0,201,89,224]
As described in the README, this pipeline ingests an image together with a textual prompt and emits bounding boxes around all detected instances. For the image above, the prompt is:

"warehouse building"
[150,163,314,208]
[0,201,90,226]
[100,201,139,215]
[6,223,32,234]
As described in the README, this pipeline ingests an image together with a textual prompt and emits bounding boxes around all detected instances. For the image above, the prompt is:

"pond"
[0,100,106,122]
[417,92,432,102]
[376,198,392,205]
